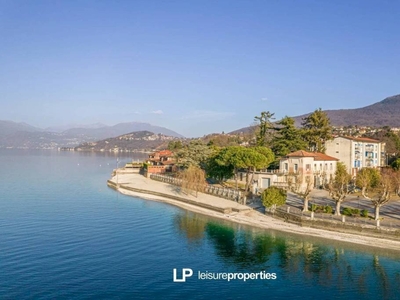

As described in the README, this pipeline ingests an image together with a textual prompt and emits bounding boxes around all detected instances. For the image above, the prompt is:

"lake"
[0,150,399,299]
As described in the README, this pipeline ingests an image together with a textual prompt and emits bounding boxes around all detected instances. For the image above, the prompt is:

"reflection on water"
[174,211,400,299]
[174,212,207,244]
[1,150,400,299]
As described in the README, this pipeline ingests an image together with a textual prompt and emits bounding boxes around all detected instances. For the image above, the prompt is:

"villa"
[144,150,176,177]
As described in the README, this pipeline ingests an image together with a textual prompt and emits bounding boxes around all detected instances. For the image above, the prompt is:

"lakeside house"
[278,150,339,190]
[144,150,176,177]
[325,136,385,176]
[238,150,339,194]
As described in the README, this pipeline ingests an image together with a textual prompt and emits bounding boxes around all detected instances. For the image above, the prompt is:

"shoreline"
[109,173,400,252]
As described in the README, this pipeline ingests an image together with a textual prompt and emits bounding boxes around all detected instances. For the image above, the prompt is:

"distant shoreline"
[59,147,153,153]
[108,172,400,252]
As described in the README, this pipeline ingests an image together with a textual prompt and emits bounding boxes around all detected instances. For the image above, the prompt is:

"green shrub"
[324,205,333,214]
[311,204,318,212]
[342,207,352,216]
[361,209,368,218]
[352,208,360,216]
[262,186,286,210]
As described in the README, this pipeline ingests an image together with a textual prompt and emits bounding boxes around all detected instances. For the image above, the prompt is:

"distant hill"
[0,120,183,149]
[45,123,107,132]
[63,122,184,139]
[74,131,181,152]
[231,94,400,134]
[293,94,400,127]
[0,120,42,136]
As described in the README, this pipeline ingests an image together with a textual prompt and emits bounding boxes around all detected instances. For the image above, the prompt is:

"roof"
[339,136,380,143]
[149,150,174,157]
[158,150,173,156]
[286,150,318,157]
[286,150,339,161]
[313,153,339,161]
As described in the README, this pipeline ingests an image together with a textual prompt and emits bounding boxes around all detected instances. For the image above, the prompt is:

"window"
[306,164,311,171]
[284,163,288,171]
[294,164,298,172]
[330,163,333,170]
[324,163,327,170]
[314,164,317,170]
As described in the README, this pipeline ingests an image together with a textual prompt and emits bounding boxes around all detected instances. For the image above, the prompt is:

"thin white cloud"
[261,97,268,101]
[151,110,164,115]
[181,110,235,121]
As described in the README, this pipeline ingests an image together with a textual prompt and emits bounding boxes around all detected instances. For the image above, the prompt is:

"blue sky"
[1,1,399,137]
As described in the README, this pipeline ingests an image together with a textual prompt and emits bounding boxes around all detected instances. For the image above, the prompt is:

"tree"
[262,186,287,213]
[301,108,333,153]
[327,162,352,216]
[391,158,400,171]
[360,168,395,220]
[206,146,274,194]
[287,174,313,212]
[393,169,400,196]
[242,147,275,192]
[365,127,400,158]
[254,111,275,146]
[175,140,213,169]
[178,165,207,197]
[355,167,381,198]
[371,168,395,220]
[167,140,183,151]
[214,146,248,190]
[271,116,307,157]
[206,150,235,183]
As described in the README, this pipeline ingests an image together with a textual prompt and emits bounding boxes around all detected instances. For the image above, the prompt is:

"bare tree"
[326,162,352,216]
[287,173,313,212]
[355,167,380,198]
[393,169,400,196]
[369,168,395,220]
[178,165,206,197]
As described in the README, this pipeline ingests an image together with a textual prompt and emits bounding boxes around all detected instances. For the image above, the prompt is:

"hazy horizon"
[1,1,399,137]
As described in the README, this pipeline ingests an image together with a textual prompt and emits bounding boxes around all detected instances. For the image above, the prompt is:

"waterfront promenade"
[108,172,400,252]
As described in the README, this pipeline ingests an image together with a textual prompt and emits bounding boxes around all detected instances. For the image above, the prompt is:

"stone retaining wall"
[270,207,400,241]
[107,180,232,214]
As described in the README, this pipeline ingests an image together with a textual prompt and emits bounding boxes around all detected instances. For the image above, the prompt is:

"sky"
[1,1,399,137]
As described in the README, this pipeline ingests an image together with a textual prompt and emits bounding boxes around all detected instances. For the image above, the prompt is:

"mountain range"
[232,94,400,134]
[293,94,400,127]
[2,94,400,149]
[0,121,183,149]
[74,131,179,152]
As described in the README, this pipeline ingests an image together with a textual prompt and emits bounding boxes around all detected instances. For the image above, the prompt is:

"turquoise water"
[1,150,400,299]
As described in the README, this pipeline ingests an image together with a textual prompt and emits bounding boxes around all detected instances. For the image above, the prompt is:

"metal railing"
[150,174,242,202]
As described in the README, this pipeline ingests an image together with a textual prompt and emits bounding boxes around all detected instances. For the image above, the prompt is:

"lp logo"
[173,268,193,282]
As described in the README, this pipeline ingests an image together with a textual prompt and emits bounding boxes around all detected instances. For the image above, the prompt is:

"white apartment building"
[325,136,385,176]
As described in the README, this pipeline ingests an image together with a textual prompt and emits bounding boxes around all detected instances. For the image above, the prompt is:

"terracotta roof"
[286,150,318,157]
[286,150,338,161]
[340,136,380,143]
[313,153,339,161]
[158,150,174,156]
[149,150,174,157]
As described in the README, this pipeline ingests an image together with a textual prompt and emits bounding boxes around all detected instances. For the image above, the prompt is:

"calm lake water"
[1,150,400,300]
